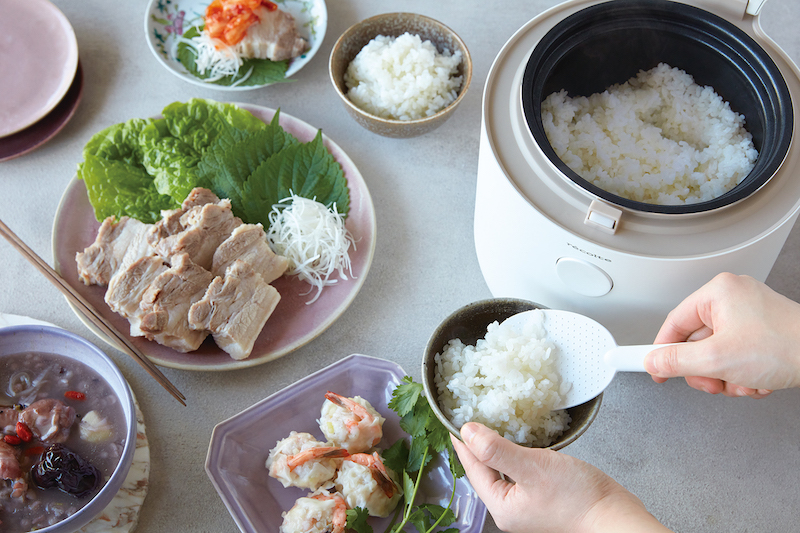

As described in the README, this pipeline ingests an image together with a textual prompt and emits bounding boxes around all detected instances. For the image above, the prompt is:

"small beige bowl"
[422,298,602,451]
[329,12,472,138]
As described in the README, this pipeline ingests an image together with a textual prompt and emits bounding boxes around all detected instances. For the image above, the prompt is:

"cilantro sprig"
[347,377,464,533]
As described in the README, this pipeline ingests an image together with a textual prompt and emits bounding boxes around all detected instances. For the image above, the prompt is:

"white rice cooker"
[474,0,800,344]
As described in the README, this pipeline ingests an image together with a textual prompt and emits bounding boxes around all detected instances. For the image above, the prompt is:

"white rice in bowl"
[433,309,571,447]
[345,32,463,120]
[541,63,758,205]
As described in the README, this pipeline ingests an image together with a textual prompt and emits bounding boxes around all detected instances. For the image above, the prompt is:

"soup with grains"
[0,351,127,532]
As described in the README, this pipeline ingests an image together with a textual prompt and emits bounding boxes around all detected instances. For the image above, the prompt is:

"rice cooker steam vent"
[521,0,793,215]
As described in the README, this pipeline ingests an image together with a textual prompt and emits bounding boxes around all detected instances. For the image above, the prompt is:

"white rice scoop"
[501,309,674,410]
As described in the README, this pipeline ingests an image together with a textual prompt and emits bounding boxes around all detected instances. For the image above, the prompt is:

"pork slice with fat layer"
[76,216,154,286]
[212,223,289,283]
[105,255,170,337]
[138,253,214,352]
[189,260,281,360]
[235,6,308,61]
[152,199,242,270]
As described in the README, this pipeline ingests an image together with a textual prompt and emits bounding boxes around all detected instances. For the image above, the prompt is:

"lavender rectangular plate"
[205,354,487,532]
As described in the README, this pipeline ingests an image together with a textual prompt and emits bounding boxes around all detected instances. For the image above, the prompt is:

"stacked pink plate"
[0,0,83,161]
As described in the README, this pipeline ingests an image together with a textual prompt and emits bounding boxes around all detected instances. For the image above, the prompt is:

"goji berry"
[3,435,21,446]
[16,421,33,443]
[25,446,45,457]
[64,391,86,401]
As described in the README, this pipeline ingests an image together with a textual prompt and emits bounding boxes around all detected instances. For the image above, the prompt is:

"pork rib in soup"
[0,351,126,532]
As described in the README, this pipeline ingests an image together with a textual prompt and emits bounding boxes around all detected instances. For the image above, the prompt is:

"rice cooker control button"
[555,257,613,297]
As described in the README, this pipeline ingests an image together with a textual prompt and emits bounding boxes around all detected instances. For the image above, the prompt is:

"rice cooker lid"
[482,0,800,257]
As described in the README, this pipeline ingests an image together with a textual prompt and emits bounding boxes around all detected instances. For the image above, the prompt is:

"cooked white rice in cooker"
[344,32,463,121]
[433,310,571,447]
[541,63,758,205]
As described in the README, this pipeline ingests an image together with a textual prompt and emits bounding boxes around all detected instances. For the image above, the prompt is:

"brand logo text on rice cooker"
[566,243,611,262]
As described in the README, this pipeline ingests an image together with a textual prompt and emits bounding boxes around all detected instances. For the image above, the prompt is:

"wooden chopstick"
[0,218,186,405]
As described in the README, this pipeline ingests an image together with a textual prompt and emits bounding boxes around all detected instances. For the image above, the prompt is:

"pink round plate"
[52,105,376,371]
[0,0,78,138]
[0,61,84,162]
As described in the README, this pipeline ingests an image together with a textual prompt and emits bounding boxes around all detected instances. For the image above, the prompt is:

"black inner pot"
[521,0,793,214]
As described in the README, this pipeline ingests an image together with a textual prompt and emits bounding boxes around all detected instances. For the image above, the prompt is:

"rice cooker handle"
[603,344,679,372]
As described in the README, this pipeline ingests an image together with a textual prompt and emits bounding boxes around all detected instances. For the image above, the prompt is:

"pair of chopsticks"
[0,218,186,405]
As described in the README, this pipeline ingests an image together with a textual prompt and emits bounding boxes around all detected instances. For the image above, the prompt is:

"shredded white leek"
[175,28,254,86]
[267,194,356,304]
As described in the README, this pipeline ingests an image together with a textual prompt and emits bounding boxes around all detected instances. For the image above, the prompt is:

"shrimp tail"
[286,446,350,470]
[324,391,371,421]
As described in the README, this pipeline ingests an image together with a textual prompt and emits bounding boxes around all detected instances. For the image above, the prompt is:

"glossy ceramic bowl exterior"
[422,298,602,451]
[0,325,137,533]
[329,12,472,138]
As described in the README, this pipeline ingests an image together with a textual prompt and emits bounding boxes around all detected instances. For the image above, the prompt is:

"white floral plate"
[144,0,327,90]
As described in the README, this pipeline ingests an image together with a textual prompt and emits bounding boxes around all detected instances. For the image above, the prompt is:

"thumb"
[644,342,709,379]
[460,422,524,477]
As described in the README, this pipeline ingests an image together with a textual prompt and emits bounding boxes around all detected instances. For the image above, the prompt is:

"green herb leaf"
[407,434,434,473]
[419,504,457,528]
[385,378,465,533]
[389,377,424,417]
[197,111,299,217]
[401,470,417,510]
[400,398,430,438]
[382,438,410,477]
[408,507,432,533]
[241,130,349,229]
[346,507,373,533]
[426,413,452,455]
[176,26,291,87]
[446,441,466,479]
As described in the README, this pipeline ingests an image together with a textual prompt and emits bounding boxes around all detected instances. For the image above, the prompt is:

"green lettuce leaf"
[81,118,152,166]
[161,98,266,151]
[241,130,349,228]
[77,100,350,230]
[137,99,267,203]
[176,26,291,87]
[78,119,178,223]
[79,153,177,224]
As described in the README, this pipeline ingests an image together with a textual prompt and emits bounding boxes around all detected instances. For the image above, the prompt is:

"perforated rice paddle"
[500,309,675,410]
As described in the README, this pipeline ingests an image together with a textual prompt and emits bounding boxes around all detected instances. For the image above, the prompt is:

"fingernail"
[461,423,477,443]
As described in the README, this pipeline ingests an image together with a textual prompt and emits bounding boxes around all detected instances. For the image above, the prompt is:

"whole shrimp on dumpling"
[335,452,403,518]
[318,391,385,453]
[280,489,347,533]
[266,431,349,490]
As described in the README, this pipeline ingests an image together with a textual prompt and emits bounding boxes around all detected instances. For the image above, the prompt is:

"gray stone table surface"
[1,0,799,531]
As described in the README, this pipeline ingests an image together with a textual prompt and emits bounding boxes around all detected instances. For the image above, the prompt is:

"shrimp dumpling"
[280,489,347,533]
[335,452,402,518]
[266,431,348,490]
[319,392,384,453]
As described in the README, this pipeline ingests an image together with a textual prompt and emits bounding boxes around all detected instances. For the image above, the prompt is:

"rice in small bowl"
[422,298,601,450]
[329,12,472,138]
